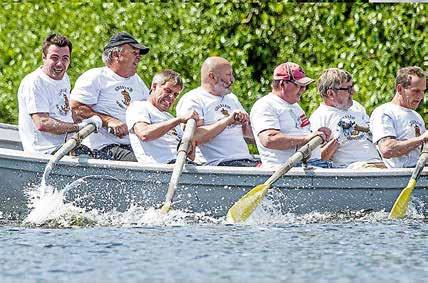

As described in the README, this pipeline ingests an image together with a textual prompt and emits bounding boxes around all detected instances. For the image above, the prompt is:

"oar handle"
[164,119,197,205]
[50,124,96,164]
[411,149,428,180]
[265,135,324,187]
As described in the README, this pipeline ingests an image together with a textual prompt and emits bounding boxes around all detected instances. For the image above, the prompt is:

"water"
[1,219,427,283]
[1,181,427,282]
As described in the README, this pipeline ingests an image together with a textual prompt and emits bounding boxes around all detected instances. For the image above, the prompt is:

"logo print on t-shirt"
[121,90,131,106]
[56,88,70,115]
[221,108,229,116]
[411,122,421,137]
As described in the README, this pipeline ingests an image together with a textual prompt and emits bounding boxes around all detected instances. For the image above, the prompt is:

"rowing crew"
[18,33,427,169]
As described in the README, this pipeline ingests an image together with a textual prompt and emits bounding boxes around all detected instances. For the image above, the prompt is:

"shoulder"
[309,105,326,119]
[179,88,204,104]
[351,100,366,112]
[21,68,43,85]
[76,67,104,81]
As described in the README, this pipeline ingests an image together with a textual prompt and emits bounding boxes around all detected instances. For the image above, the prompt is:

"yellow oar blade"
[226,184,271,223]
[159,201,172,215]
[389,179,416,219]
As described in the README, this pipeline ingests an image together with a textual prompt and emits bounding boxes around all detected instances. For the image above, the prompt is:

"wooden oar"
[389,143,428,219]
[160,119,197,214]
[227,134,324,223]
[41,124,96,189]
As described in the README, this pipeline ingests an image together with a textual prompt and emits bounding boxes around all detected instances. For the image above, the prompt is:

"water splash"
[23,176,426,228]
[23,175,220,228]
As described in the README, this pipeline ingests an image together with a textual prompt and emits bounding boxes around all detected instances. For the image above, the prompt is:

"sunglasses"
[332,85,354,94]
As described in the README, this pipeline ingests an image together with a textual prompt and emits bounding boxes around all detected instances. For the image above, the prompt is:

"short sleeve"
[24,78,50,115]
[126,101,151,131]
[370,108,396,144]
[71,69,100,105]
[176,94,204,119]
[250,100,280,136]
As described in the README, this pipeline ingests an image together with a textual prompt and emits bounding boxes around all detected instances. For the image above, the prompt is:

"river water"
[1,194,427,283]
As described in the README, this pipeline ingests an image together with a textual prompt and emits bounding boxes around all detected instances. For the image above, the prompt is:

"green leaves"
[0,2,427,127]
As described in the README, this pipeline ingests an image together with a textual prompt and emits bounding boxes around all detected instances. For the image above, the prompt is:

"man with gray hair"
[370,66,427,168]
[309,68,381,168]
[70,32,150,161]
[126,70,200,164]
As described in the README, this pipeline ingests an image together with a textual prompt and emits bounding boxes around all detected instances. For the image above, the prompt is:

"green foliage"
[0,1,427,126]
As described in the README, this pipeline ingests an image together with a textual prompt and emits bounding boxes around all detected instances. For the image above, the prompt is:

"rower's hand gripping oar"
[160,119,197,214]
[227,134,325,223]
[389,142,428,219]
[42,124,97,189]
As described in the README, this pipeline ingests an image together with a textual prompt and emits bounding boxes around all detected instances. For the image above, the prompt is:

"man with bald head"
[176,56,256,166]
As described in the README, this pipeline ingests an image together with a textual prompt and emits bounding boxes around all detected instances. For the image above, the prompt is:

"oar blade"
[226,184,270,223]
[159,201,172,215]
[389,179,416,219]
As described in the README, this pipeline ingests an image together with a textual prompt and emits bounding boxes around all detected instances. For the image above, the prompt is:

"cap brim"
[129,43,150,55]
[295,77,314,86]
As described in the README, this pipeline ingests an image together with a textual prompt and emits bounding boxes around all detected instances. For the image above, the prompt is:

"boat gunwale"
[0,147,426,178]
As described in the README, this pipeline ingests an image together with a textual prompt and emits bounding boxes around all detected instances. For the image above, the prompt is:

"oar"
[160,119,197,214]
[41,124,96,189]
[227,134,324,223]
[389,143,428,219]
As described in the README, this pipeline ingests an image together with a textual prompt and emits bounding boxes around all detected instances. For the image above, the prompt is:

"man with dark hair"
[250,62,331,168]
[309,68,381,168]
[70,32,150,161]
[370,66,427,168]
[126,70,199,164]
[18,34,101,154]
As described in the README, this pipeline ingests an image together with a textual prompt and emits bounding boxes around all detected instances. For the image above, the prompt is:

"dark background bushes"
[0,1,426,125]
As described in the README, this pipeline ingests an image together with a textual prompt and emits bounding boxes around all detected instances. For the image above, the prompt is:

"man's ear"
[396,84,404,95]
[326,89,335,98]
[150,83,157,93]
[208,72,216,82]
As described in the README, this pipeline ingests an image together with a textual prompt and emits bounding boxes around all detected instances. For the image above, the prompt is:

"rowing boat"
[0,123,427,220]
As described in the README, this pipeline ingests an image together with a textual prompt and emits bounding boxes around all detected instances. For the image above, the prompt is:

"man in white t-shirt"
[127,70,199,164]
[18,34,101,155]
[370,66,427,168]
[176,56,256,166]
[309,68,381,168]
[71,32,150,161]
[250,62,332,168]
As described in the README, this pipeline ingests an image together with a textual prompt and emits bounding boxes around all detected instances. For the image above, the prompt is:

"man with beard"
[309,68,381,168]
[126,70,199,164]
[370,66,427,168]
[70,32,150,161]
[18,34,101,155]
[176,56,256,166]
[250,62,331,168]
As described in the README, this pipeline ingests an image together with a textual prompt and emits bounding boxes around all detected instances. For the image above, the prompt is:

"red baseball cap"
[273,62,314,86]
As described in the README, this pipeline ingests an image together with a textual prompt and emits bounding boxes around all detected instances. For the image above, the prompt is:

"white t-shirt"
[18,68,73,154]
[126,101,183,164]
[309,101,380,167]
[250,93,321,168]
[176,87,252,165]
[370,102,426,168]
[71,67,149,150]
